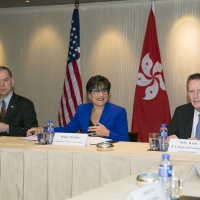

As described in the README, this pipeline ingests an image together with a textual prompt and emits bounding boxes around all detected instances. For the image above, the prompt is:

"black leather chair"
[128,132,138,142]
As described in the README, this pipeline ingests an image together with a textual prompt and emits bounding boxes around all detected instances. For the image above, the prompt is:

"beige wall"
[0,0,199,129]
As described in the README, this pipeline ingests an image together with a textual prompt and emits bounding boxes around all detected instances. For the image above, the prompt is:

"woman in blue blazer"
[27,75,129,141]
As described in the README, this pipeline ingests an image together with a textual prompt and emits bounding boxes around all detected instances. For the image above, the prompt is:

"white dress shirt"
[0,91,13,111]
[191,109,200,138]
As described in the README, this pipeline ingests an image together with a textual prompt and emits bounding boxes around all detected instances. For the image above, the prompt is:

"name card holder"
[168,139,200,154]
[126,181,170,200]
[52,133,90,146]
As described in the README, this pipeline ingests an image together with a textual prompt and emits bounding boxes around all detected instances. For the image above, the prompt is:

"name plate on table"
[52,133,90,146]
[126,181,170,200]
[168,139,200,154]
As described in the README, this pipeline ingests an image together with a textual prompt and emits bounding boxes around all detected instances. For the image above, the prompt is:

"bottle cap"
[162,154,170,159]
[161,124,166,126]
[48,120,53,123]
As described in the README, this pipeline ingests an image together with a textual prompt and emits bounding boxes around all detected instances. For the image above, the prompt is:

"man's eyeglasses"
[91,89,108,95]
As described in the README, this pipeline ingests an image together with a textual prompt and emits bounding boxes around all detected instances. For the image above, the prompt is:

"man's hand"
[167,134,179,143]
[188,137,199,140]
[0,123,9,132]
[26,127,43,136]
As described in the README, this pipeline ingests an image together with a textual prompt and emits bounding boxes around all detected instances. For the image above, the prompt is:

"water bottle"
[46,120,54,144]
[159,124,168,151]
[159,154,172,197]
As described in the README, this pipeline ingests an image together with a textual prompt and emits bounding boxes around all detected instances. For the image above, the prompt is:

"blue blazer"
[55,102,129,141]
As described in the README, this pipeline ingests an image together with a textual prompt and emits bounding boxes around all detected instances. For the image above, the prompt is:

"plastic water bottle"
[46,120,54,144]
[159,154,172,196]
[160,124,168,151]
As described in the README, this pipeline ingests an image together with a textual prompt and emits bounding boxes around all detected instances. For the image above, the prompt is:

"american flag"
[58,8,83,126]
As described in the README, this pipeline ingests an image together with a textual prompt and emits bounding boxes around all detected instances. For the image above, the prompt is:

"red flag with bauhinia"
[131,1,171,142]
[58,8,83,126]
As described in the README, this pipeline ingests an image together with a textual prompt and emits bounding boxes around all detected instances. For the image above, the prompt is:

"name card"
[126,181,170,200]
[168,139,200,154]
[52,133,90,146]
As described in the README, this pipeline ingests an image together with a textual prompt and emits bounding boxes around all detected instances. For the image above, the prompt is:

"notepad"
[21,136,38,141]
[89,136,111,145]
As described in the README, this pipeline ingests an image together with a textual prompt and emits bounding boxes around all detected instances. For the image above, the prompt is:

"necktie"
[0,100,6,122]
[195,114,200,139]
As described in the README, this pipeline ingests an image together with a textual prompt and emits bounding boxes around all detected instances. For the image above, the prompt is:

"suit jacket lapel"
[99,102,112,125]
[82,103,93,132]
[3,93,17,123]
[82,102,112,131]
[184,104,194,138]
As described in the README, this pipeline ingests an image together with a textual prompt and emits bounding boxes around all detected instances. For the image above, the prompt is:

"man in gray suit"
[0,66,38,136]
[167,73,200,140]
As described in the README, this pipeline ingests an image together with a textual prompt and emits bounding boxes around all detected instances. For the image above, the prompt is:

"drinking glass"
[37,132,47,144]
[149,133,160,150]
[170,170,182,200]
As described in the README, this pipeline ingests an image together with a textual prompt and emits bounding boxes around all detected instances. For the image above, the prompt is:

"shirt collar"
[0,91,13,110]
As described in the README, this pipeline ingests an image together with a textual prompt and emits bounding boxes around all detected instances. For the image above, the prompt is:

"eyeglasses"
[91,89,108,95]
[188,89,200,96]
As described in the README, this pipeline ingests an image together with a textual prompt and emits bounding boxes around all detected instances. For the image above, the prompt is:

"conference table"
[68,160,200,200]
[0,137,199,200]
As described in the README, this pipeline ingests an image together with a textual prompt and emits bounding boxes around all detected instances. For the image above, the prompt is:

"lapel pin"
[11,106,14,108]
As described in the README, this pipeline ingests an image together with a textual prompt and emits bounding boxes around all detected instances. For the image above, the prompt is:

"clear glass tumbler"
[149,133,160,150]
[170,170,182,200]
[37,132,47,144]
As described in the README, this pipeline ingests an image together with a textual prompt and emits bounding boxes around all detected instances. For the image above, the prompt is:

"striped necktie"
[195,114,200,139]
[0,100,6,122]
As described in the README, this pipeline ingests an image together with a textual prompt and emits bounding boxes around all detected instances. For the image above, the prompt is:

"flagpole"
[152,0,155,14]
[75,2,79,8]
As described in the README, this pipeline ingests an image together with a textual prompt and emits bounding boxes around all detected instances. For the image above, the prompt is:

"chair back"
[128,132,138,142]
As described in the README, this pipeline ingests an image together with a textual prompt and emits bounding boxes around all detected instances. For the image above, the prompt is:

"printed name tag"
[168,139,200,154]
[52,133,90,146]
[126,181,170,200]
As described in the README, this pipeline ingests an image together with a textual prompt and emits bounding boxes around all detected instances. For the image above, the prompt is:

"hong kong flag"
[131,1,171,142]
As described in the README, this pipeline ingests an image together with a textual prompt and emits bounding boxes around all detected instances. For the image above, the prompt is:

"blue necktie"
[195,114,200,139]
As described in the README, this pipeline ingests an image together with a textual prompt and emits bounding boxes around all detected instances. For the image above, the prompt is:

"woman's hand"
[88,122,110,137]
[26,127,43,136]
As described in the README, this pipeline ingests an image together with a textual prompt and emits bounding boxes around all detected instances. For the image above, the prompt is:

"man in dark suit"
[167,73,200,140]
[0,66,38,137]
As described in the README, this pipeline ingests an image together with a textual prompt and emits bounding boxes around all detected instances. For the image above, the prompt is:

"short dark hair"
[0,66,12,78]
[86,75,111,93]
[186,73,200,90]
